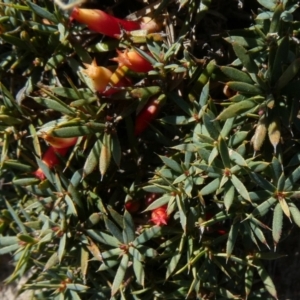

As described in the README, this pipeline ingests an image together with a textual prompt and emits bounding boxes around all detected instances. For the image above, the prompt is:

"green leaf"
[224,182,235,212]
[203,113,220,140]
[269,2,283,33]
[290,203,300,228]
[218,137,231,168]
[123,210,135,244]
[272,203,283,248]
[189,59,216,102]
[66,283,89,292]
[284,165,300,191]
[200,177,221,195]
[220,66,253,84]
[257,0,277,11]
[103,216,123,243]
[231,175,251,202]
[245,265,254,298]
[229,149,248,167]
[44,252,59,271]
[111,254,129,297]
[276,58,300,91]
[58,233,66,263]
[0,236,18,246]
[250,221,269,249]
[215,99,258,121]
[27,1,58,23]
[111,133,121,167]
[143,195,172,211]
[99,132,111,180]
[51,123,105,137]
[199,81,210,107]
[226,219,239,260]
[83,139,101,178]
[232,43,259,79]
[32,97,76,116]
[134,226,161,245]
[227,81,263,95]
[220,117,235,138]
[271,36,289,84]
[159,155,182,173]
[249,172,277,193]
[250,197,277,218]
[6,200,27,233]
[166,251,182,279]
[0,244,20,255]
[256,260,278,299]
[133,257,145,286]
[208,146,219,165]
[86,230,119,247]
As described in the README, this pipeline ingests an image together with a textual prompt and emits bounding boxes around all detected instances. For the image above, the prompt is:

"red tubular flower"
[70,7,141,38]
[39,132,78,149]
[112,49,153,73]
[151,205,169,226]
[134,95,166,136]
[33,146,70,180]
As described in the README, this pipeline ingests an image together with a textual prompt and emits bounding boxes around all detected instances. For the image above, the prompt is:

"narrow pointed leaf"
[231,174,251,202]
[256,260,278,299]
[272,203,283,248]
[123,210,135,243]
[250,197,277,218]
[218,137,231,168]
[215,100,257,121]
[249,172,276,193]
[226,220,239,260]
[111,254,129,297]
[159,155,182,173]
[83,139,101,178]
[289,203,300,227]
[133,257,145,286]
[220,66,253,84]
[224,183,235,212]
[99,133,111,180]
[278,197,291,220]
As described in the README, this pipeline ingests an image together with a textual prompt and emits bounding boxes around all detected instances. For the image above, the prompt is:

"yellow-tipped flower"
[83,59,130,95]
[82,59,113,93]
[112,49,153,73]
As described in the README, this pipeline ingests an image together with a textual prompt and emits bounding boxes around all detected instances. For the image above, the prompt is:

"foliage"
[1,0,300,299]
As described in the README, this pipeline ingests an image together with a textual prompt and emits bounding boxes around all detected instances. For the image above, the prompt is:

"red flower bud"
[151,205,169,226]
[70,7,141,38]
[39,132,78,149]
[125,200,140,214]
[33,146,70,180]
[134,95,165,136]
[112,49,153,73]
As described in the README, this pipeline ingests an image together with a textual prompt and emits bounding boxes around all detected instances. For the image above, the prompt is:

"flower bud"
[139,16,163,33]
[39,132,78,149]
[112,49,153,73]
[83,59,113,93]
[134,94,166,136]
[83,60,131,95]
[70,7,141,38]
[33,146,70,180]
[151,205,169,226]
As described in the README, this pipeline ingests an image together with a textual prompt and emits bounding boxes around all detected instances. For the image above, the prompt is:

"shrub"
[1,0,300,299]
